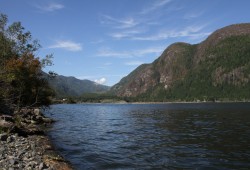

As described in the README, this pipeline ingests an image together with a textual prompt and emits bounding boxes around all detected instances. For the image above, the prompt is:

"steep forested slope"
[111,23,250,101]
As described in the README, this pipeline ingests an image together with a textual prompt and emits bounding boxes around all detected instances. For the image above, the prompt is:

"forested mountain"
[111,23,250,102]
[48,75,110,97]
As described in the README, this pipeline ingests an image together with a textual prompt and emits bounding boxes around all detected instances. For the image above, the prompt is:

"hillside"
[111,23,250,101]
[48,75,110,97]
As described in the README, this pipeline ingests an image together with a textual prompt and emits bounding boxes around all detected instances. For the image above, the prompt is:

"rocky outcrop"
[0,109,73,170]
[113,64,158,97]
[111,42,194,97]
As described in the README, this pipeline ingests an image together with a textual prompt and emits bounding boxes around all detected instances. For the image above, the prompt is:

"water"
[44,103,250,169]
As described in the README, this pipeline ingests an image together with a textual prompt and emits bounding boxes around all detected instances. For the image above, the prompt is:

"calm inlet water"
[45,103,250,169]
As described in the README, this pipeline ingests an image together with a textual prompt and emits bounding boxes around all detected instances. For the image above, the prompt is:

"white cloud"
[118,18,138,29]
[96,46,164,58]
[49,40,82,51]
[36,2,64,12]
[132,25,210,41]
[108,24,210,41]
[184,11,204,20]
[125,61,143,66]
[110,29,143,39]
[141,0,172,14]
[100,14,139,29]
[94,78,107,85]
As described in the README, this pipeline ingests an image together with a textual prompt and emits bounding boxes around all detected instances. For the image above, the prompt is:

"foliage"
[0,13,54,113]
[76,93,123,103]
[67,97,77,104]
[120,34,250,102]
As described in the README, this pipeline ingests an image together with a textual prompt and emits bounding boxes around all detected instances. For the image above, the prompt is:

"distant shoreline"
[127,101,250,104]
[65,100,250,105]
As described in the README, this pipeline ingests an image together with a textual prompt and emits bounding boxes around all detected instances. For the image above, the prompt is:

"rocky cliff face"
[111,23,250,100]
[111,64,157,96]
[111,42,195,97]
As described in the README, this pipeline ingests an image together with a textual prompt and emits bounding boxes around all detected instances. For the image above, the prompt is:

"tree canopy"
[0,13,54,114]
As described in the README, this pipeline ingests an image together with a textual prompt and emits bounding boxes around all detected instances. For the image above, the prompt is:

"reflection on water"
[45,103,250,169]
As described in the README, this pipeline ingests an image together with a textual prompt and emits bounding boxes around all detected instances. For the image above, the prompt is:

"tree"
[0,13,54,113]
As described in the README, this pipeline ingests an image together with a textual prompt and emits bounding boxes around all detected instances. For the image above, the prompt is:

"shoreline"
[0,108,73,170]
[70,100,250,105]
[125,101,250,104]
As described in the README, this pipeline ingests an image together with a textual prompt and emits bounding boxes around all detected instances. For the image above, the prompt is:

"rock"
[36,116,43,122]
[7,136,14,143]
[25,125,44,135]
[0,115,14,122]
[32,151,36,157]
[28,152,32,158]
[0,133,8,141]
[42,118,54,123]
[31,143,36,149]
[0,146,5,152]
[0,108,72,170]
[27,161,37,168]
[0,119,14,128]
[9,158,17,165]
[9,158,15,165]
[34,109,41,116]
[39,162,47,170]
[31,120,37,124]
[17,150,25,158]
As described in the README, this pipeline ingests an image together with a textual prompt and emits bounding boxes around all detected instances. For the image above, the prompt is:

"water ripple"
[45,103,250,169]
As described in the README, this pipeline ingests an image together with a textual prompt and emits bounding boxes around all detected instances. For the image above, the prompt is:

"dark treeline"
[55,93,125,104]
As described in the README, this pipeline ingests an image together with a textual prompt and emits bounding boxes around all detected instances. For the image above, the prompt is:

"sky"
[1,0,250,86]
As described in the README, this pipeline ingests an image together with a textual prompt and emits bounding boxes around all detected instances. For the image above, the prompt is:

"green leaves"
[0,13,54,112]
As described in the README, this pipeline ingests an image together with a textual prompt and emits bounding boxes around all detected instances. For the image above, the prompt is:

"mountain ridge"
[111,23,250,101]
[48,74,110,97]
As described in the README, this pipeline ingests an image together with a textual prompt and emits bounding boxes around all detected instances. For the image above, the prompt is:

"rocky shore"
[0,108,73,170]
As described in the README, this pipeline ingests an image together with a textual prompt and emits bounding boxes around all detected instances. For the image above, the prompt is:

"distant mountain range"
[48,75,110,97]
[110,23,250,101]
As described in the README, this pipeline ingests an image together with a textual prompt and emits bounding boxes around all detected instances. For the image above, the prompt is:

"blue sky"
[1,0,250,86]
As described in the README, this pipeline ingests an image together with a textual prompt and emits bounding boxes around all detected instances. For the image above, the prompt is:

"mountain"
[111,23,250,101]
[48,75,110,97]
